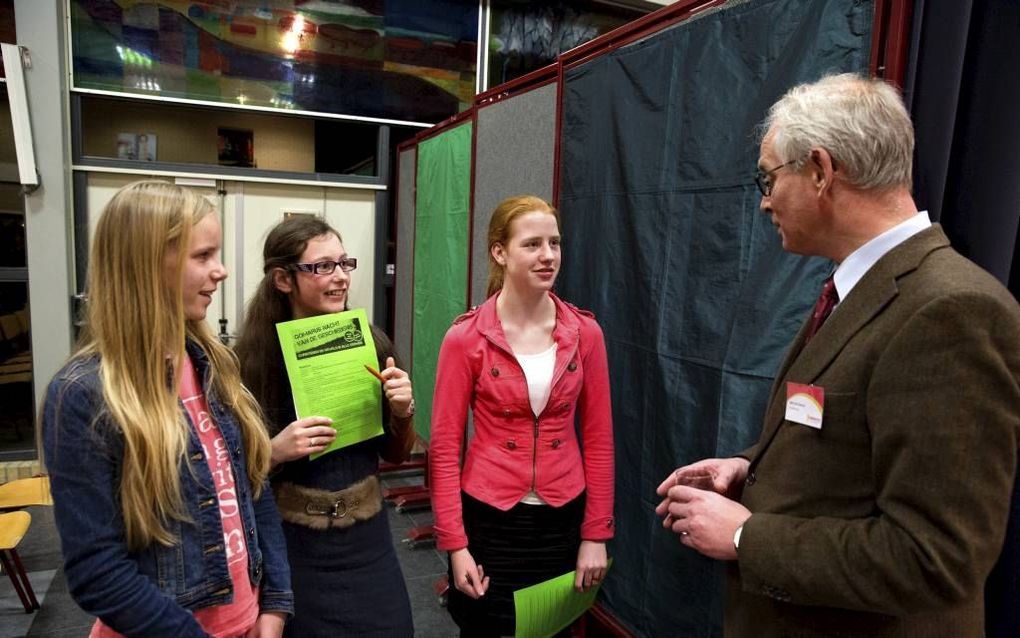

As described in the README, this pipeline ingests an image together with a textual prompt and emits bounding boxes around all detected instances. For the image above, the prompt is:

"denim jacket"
[42,341,294,637]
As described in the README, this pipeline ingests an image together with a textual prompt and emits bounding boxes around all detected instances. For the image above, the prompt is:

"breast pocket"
[475,361,528,406]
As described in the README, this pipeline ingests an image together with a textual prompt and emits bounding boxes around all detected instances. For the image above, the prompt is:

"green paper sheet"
[275,308,383,459]
[513,560,612,638]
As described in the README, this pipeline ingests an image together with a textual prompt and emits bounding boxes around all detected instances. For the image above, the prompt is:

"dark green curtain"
[556,1,873,634]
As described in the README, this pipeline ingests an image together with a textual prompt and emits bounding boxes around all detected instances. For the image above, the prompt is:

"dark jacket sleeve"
[251,475,294,616]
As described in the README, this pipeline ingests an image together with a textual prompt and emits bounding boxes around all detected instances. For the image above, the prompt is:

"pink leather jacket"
[429,292,615,551]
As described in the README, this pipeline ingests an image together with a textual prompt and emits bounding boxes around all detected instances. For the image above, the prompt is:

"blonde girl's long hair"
[76,180,271,552]
[486,195,559,297]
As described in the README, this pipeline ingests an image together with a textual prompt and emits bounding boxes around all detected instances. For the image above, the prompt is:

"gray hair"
[762,73,914,190]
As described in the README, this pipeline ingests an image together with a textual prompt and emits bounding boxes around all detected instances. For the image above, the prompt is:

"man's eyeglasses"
[754,159,799,197]
[288,257,358,275]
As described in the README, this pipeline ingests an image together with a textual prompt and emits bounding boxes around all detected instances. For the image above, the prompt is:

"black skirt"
[447,491,584,637]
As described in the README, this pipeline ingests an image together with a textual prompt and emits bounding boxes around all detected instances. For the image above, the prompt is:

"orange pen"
[364,364,386,383]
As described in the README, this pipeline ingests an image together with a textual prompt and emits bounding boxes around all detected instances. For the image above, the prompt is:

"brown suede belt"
[273,474,382,530]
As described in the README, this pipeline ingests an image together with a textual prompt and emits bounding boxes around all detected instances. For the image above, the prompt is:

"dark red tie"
[805,276,838,342]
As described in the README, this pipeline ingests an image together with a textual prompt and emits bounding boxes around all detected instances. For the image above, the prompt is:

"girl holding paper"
[430,195,615,636]
[43,181,292,637]
[236,216,415,637]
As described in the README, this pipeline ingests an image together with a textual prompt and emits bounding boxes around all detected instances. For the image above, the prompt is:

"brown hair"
[235,216,343,430]
[486,195,559,298]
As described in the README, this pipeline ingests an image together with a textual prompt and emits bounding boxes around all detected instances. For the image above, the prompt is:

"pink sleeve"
[428,326,474,551]
[578,319,616,541]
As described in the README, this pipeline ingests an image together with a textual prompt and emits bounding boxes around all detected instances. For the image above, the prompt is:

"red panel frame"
[869,0,914,86]
[391,0,917,623]
[475,62,559,107]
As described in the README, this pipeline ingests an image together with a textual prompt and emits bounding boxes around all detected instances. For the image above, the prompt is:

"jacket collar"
[475,291,581,356]
[753,225,951,462]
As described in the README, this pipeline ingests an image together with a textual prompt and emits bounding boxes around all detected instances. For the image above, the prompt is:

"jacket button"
[491,367,500,377]
[606,518,614,528]
[567,361,577,372]
[249,527,255,537]
[551,439,561,449]
[506,439,517,450]
[746,471,757,486]
[502,409,511,418]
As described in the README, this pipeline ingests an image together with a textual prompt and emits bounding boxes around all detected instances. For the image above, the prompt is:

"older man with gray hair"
[655,73,1020,636]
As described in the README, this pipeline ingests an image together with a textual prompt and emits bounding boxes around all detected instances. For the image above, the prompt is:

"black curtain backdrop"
[905,2,1020,636]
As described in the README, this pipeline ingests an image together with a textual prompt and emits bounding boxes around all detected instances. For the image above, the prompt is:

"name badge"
[785,382,824,429]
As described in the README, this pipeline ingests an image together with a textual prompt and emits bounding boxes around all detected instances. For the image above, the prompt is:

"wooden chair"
[0,477,52,510]
[0,511,39,612]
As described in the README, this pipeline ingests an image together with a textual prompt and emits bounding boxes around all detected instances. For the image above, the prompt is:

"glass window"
[0,0,15,79]
[488,0,641,87]
[69,0,478,124]
[79,95,382,177]
[0,186,25,268]
[0,281,32,458]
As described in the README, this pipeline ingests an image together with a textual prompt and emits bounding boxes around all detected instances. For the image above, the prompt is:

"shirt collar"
[833,211,932,301]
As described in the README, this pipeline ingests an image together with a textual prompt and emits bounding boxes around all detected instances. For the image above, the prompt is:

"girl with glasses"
[43,180,293,637]
[430,195,615,636]
[235,215,415,637]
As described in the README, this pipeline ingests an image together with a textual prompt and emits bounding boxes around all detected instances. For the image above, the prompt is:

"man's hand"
[655,457,750,501]
[661,485,751,560]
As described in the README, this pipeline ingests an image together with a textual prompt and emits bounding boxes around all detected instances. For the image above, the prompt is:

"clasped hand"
[654,457,753,561]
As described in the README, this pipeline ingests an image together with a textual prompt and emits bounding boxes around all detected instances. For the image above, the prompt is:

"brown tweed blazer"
[725,225,1020,637]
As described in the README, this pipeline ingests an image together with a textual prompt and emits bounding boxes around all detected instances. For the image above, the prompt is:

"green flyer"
[513,560,612,638]
[275,308,383,459]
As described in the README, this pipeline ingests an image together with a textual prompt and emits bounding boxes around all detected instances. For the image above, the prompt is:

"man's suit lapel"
[750,225,952,466]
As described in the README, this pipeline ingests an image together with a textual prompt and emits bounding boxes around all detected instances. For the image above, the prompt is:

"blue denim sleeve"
[42,375,209,638]
[252,477,294,616]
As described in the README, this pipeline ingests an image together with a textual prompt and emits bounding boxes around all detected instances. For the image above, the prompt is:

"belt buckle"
[329,498,348,519]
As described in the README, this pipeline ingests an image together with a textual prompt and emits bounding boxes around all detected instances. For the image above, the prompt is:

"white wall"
[84,173,377,341]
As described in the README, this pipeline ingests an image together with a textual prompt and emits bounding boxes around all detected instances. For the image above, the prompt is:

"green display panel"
[412,121,472,441]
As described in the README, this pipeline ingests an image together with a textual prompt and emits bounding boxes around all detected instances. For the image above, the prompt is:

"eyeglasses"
[288,257,358,275]
[754,159,799,197]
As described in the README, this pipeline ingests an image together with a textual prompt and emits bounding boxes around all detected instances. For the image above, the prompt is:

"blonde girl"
[43,180,293,637]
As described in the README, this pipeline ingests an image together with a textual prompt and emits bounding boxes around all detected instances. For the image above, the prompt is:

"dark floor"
[0,473,458,637]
